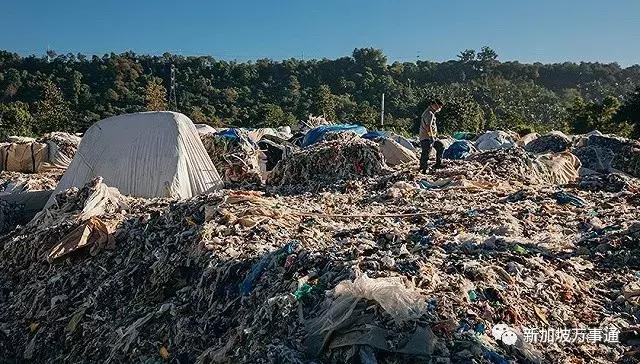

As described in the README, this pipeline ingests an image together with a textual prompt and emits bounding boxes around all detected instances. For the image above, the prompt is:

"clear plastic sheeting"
[45,112,222,207]
[305,273,428,358]
[333,273,426,321]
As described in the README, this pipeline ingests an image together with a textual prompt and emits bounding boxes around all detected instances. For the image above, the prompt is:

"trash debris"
[553,190,587,207]
[268,133,387,191]
[573,134,640,178]
[301,124,367,148]
[201,128,263,184]
[378,138,417,166]
[0,127,638,363]
[525,131,572,154]
[0,132,80,173]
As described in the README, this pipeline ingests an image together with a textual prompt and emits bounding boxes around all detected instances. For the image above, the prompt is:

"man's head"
[430,99,444,113]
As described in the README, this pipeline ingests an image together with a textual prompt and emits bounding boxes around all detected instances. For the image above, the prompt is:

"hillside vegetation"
[1,47,639,138]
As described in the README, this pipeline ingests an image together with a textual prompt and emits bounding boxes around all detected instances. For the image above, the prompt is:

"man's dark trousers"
[420,138,444,172]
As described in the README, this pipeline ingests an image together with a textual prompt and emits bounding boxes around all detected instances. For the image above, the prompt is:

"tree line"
[0,47,639,139]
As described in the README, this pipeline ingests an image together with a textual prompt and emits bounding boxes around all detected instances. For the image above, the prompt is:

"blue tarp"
[215,128,242,141]
[444,140,473,160]
[452,131,475,140]
[302,124,367,148]
[361,130,387,140]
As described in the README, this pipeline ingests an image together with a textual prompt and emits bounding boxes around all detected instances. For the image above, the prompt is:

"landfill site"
[1,111,640,364]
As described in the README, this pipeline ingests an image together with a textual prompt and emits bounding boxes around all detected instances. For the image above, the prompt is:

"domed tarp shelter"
[45,112,222,207]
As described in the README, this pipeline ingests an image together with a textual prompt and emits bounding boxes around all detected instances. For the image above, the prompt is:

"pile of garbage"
[574,134,640,178]
[524,131,572,154]
[1,152,639,363]
[467,147,580,186]
[2,126,640,363]
[268,133,388,192]
[0,170,62,195]
[200,129,263,184]
[38,132,82,170]
[0,199,21,234]
[474,130,517,151]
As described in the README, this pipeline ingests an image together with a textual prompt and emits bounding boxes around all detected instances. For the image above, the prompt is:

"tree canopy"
[0,47,638,138]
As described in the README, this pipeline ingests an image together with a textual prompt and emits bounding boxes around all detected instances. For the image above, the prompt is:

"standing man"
[419,99,444,173]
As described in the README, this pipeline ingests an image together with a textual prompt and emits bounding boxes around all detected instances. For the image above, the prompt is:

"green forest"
[0,47,639,139]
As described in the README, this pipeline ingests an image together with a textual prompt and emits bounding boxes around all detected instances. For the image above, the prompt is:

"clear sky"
[2,0,639,65]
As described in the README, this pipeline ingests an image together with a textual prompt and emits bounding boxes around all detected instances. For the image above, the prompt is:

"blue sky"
[3,0,639,65]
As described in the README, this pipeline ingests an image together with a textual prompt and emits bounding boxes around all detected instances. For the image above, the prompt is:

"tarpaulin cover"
[390,134,417,152]
[194,124,217,135]
[216,128,242,141]
[452,131,475,140]
[361,131,388,140]
[45,112,222,207]
[302,124,367,148]
[475,130,516,151]
[444,140,476,160]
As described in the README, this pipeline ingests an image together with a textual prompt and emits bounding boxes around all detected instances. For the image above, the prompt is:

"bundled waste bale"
[525,131,571,154]
[0,132,80,173]
[200,129,263,183]
[379,138,417,166]
[47,111,222,207]
[573,134,640,178]
[474,130,516,151]
[258,135,296,172]
[269,133,387,190]
[0,138,48,173]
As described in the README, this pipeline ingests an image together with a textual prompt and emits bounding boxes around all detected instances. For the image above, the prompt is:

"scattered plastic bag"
[333,273,426,322]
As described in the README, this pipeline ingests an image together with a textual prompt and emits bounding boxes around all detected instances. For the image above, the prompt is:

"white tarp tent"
[46,111,222,207]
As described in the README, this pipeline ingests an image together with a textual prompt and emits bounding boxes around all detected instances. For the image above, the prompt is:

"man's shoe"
[432,163,444,170]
